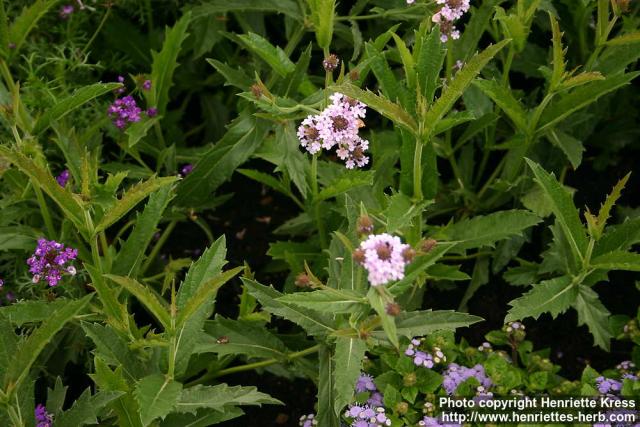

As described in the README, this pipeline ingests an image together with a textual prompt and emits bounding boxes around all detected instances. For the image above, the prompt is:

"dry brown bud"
[357,215,374,235]
[420,238,437,253]
[386,302,401,316]
[295,273,310,288]
[352,248,365,264]
[322,54,340,72]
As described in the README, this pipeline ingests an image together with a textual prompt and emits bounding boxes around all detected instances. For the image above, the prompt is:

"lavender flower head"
[354,233,412,286]
[297,93,369,169]
[27,239,78,287]
[596,376,622,395]
[108,95,142,129]
[298,414,318,427]
[405,338,446,368]
[142,79,152,90]
[344,405,392,427]
[56,169,70,187]
[59,4,74,19]
[35,404,53,427]
[442,363,492,395]
[355,374,377,393]
[420,416,461,427]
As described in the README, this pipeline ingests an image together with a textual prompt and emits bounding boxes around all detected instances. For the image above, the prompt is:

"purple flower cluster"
[596,376,622,395]
[355,374,383,407]
[35,404,53,427]
[442,363,492,395]
[59,4,74,19]
[27,239,78,287]
[297,93,369,169]
[142,79,152,90]
[431,0,471,42]
[108,95,142,129]
[354,233,412,286]
[420,416,461,427]
[404,338,446,368]
[298,414,318,426]
[56,169,70,187]
[344,405,392,427]
[180,164,194,177]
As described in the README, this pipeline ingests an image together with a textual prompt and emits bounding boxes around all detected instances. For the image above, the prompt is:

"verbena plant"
[0,0,638,426]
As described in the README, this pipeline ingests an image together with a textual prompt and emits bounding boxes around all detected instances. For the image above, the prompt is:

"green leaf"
[373,310,482,340]
[331,83,417,133]
[235,32,295,77]
[308,0,335,50]
[134,374,183,426]
[86,264,128,331]
[537,72,640,133]
[55,389,124,427]
[590,251,640,272]
[9,0,61,51]
[113,185,175,277]
[150,12,191,115]
[605,31,640,46]
[317,345,340,427]
[575,285,612,350]
[0,299,70,326]
[438,210,541,251]
[0,226,37,251]
[423,40,510,136]
[277,289,367,314]
[333,337,366,416]
[416,27,445,103]
[82,323,146,381]
[384,192,429,233]
[161,407,244,427]
[367,287,398,348]
[505,276,577,322]
[206,59,253,90]
[594,218,640,257]
[94,176,178,234]
[238,169,290,197]
[317,171,374,201]
[32,83,121,134]
[200,317,288,359]
[0,146,86,229]
[177,237,227,309]
[391,33,415,90]
[546,130,584,169]
[189,0,302,20]
[472,79,528,131]
[105,275,171,329]
[242,278,335,336]
[526,159,588,262]
[365,42,402,104]
[126,117,159,148]
[175,384,281,414]
[0,318,18,381]
[595,173,631,237]
[174,115,267,206]
[3,295,92,395]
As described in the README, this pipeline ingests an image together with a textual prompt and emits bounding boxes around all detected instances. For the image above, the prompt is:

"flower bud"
[295,273,310,288]
[403,372,417,387]
[385,302,401,316]
[395,402,409,415]
[322,54,340,72]
[402,247,416,263]
[250,84,263,99]
[352,248,365,264]
[420,238,437,253]
[349,70,360,81]
[357,215,374,235]
[216,336,229,344]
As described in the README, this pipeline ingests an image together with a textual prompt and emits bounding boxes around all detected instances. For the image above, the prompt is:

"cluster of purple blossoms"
[344,405,392,427]
[27,239,78,287]
[56,169,70,187]
[405,338,446,368]
[355,374,383,407]
[108,95,142,129]
[419,416,461,427]
[353,233,412,286]
[298,414,318,426]
[442,363,492,395]
[431,0,471,42]
[297,93,369,169]
[596,376,622,395]
[35,404,53,427]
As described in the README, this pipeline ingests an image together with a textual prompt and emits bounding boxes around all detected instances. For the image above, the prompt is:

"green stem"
[311,155,328,248]
[99,232,111,270]
[141,220,177,275]
[90,235,102,272]
[33,186,55,239]
[502,47,515,87]
[82,6,111,54]
[412,138,423,201]
[186,345,321,386]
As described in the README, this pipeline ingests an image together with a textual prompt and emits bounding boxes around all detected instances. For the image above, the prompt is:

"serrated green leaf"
[113,185,175,277]
[526,159,588,263]
[242,278,335,336]
[278,289,367,314]
[0,299,70,326]
[575,285,612,350]
[206,59,253,90]
[200,317,288,359]
[9,0,61,51]
[94,176,177,234]
[546,130,584,169]
[472,79,528,131]
[234,32,295,77]
[505,276,577,322]
[372,310,482,340]
[0,318,17,381]
[317,345,340,427]
[189,0,301,20]
[590,251,640,272]
[175,384,281,415]
[367,287,398,348]
[308,0,335,50]
[595,173,631,237]
[161,407,244,427]
[605,31,640,46]
[3,295,92,395]
[594,218,640,257]
[32,83,121,134]
[134,374,183,426]
[105,275,170,329]
[316,171,374,201]
[150,12,191,115]
[333,336,366,416]
[416,26,445,103]
[177,237,227,309]
[82,323,146,381]
[126,117,159,148]
[55,389,124,427]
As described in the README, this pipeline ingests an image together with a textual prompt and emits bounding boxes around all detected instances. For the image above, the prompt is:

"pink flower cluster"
[297,93,369,169]
[432,0,471,42]
[354,233,412,286]
[27,239,77,287]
